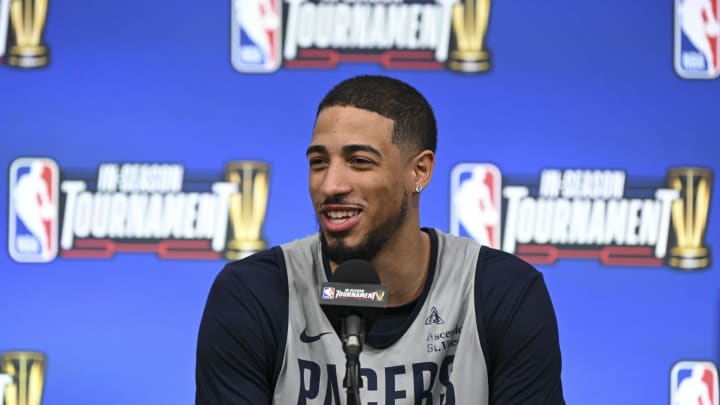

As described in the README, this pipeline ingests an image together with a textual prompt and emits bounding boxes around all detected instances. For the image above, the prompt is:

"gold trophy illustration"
[225,161,270,260]
[449,0,491,72]
[7,0,50,68]
[667,167,713,270]
[1,351,46,405]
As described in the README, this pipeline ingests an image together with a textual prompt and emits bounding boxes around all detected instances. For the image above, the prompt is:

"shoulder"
[470,243,551,344]
[430,228,540,289]
[203,246,289,321]
[213,246,288,293]
[196,247,291,403]
[472,248,565,403]
[476,246,541,290]
[474,246,548,328]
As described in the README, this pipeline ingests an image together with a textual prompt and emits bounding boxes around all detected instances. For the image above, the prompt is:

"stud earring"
[415,184,423,193]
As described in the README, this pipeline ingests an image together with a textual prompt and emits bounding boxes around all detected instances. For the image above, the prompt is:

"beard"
[319,192,409,264]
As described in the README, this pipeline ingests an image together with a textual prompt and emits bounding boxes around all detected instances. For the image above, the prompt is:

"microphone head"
[320,259,387,338]
[330,259,381,284]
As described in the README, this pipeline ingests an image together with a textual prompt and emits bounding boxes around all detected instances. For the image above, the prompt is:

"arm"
[475,248,565,405]
[195,247,288,404]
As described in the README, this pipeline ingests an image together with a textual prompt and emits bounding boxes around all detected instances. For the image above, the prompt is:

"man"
[196,75,565,404]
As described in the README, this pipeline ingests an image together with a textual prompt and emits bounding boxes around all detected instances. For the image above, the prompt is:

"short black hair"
[316,75,437,153]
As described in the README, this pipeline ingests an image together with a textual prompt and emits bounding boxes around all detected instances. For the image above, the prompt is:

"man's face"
[307,106,411,263]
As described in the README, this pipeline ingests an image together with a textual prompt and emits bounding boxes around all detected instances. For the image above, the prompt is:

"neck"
[371,228,431,307]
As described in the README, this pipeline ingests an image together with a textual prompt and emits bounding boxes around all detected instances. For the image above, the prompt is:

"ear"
[410,150,435,192]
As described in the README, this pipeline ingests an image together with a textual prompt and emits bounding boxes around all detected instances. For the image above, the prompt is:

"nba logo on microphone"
[674,0,720,79]
[671,361,719,405]
[450,163,502,249]
[8,158,59,263]
[231,0,282,73]
[322,287,335,300]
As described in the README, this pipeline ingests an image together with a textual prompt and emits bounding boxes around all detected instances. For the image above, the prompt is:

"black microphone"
[319,259,387,405]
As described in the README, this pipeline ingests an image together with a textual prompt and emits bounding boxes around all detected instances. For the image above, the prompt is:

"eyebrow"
[306,144,382,158]
[306,145,327,157]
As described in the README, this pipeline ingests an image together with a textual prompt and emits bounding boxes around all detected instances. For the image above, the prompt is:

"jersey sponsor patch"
[425,306,445,325]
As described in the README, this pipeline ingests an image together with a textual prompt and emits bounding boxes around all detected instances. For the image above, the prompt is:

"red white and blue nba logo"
[322,287,335,300]
[8,158,59,263]
[450,163,502,249]
[671,361,719,405]
[675,0,720,79]
[231,0,282,73]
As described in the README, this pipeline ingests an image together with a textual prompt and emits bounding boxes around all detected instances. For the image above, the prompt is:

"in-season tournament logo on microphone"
[321,285,387,304]
[8,157,270,263]
[450,163,713,270]
[230,0,493,73]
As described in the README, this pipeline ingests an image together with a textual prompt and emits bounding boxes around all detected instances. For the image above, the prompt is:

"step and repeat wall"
[1,0,719,403]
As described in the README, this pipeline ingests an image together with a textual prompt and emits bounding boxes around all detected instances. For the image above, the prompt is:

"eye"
[308,156,328,170]
[348,156,375,168]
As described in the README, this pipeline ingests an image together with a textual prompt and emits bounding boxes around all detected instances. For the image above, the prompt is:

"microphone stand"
[342,314,364,405]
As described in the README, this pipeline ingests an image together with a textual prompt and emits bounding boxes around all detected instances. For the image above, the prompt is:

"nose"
[317,161,352,198]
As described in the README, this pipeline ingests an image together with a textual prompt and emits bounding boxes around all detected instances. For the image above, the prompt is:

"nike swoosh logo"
[300,327,332,343]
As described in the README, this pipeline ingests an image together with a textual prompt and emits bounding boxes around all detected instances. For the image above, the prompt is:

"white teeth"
[326,210,358,219]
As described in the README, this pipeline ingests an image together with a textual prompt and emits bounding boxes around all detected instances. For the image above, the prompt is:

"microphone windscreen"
[330,259,381,284]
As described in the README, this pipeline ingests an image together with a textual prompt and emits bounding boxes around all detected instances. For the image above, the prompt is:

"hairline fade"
[316,75,438,155]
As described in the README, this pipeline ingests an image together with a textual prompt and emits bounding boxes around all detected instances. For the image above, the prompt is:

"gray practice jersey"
[273,231,487,404]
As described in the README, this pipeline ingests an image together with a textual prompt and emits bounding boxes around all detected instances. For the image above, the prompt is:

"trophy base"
[225,239,267,260]
[7,45,50,68]
[669,246,710,270]
[448,50,491,73]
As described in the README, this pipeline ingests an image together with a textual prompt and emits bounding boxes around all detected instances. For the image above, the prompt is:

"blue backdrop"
[1,0,719,403]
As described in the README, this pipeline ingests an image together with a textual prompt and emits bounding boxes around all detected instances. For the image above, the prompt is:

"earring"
[415,184,423,193]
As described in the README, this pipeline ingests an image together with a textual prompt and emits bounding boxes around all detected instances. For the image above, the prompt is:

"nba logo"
[674,0,720,79]
[231,0,282,73]
[8,158,59,263]
[322,287,335,300]
[450,163,502,249]
[671,360,719,405]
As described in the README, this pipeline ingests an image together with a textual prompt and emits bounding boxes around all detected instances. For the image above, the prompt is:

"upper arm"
[195,248,288,404]
[475,249,565,405]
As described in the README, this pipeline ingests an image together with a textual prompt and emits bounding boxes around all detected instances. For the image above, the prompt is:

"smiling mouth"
[324,210,360,223]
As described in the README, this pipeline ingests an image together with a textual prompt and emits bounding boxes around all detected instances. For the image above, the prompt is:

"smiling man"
[196,75,565,404]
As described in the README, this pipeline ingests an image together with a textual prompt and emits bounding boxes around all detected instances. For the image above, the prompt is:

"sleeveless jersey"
[273,230,488,404]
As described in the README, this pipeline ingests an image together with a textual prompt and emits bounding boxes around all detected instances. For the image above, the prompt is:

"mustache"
[320,196,363,207]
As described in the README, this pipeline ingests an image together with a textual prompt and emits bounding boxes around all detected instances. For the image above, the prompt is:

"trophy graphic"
[0,351,46,405]
[667,167,713,270]
[6,0,50,68]
[449,0,491,72]
[375,289,385,302]
[225,161,270,260]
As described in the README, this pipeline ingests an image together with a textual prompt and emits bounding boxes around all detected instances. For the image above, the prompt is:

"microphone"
[319,259,387,405]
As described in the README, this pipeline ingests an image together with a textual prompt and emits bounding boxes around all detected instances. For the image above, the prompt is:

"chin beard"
[319,193,408,264]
